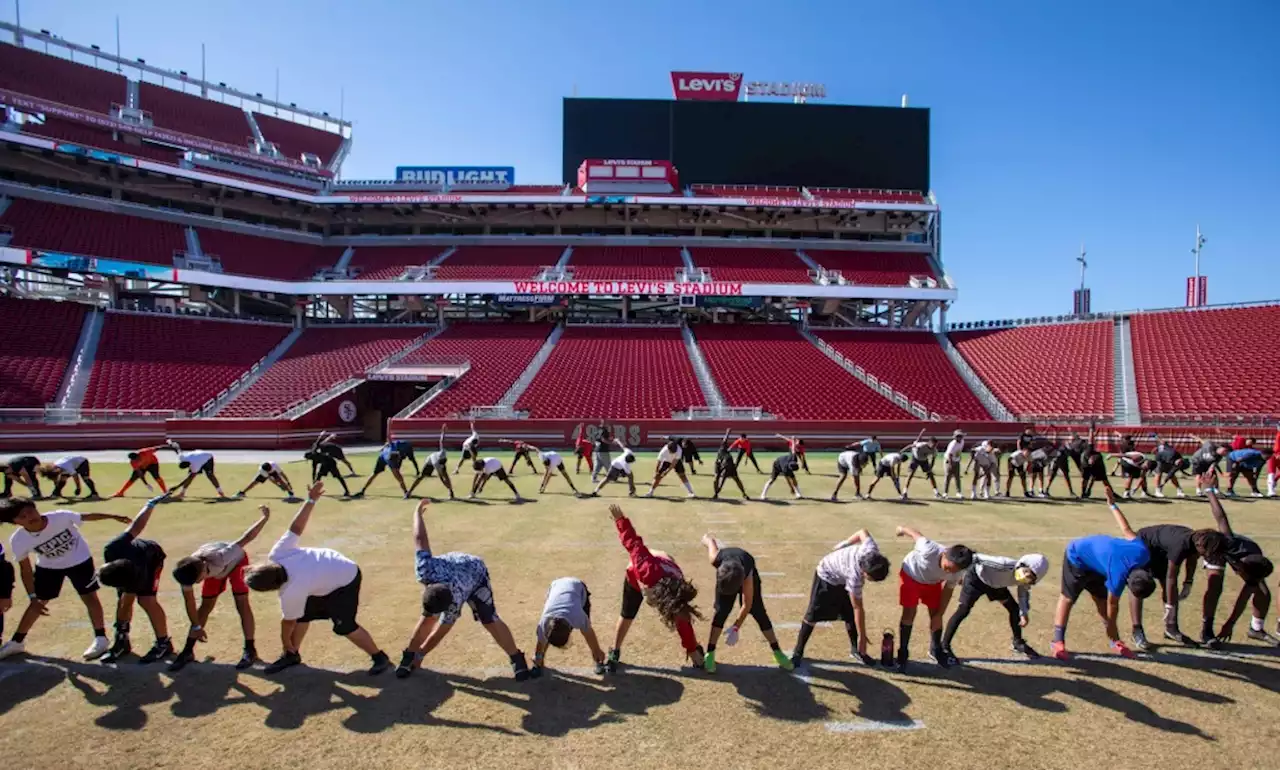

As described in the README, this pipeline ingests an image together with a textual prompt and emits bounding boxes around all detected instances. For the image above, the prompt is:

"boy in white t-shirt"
[469,458,526,502]
[166,442,227,500]
[39,456,99,499]
[592,439,638,497]
[645,438,696,499]
[0,497,132,660]
[789,528,891,668]
[942,431,965,499]
[235,462,296,500]
[893,525,973,673]
[244,482,391,675]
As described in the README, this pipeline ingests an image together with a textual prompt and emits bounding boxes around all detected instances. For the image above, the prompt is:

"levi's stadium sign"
[745,81,826,99]
[670,72,743,101]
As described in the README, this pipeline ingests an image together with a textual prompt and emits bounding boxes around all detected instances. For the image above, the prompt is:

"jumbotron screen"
[562,98,930,192]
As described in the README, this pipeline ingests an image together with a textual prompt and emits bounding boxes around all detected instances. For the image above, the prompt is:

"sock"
[94,627,107,637]
[769,640,781,651]
[930,628,943,651]
[761,481,773,495]
[180,637,197,655]
[707,643,717,653]
[116,479,134,496]
[157,477,168,492]
[115,621,131,635]
[793,622,815,657]
[13,632,27,643]
[215,487,225,496]
[85,479,98,496]
[1200,617,1214,639]
[1251,615,1265,632]
[897,623,912,661]
[1132,624,1145,636]
[372,650,388,663]
[1053,625,1066,643]
[683,481,693,493]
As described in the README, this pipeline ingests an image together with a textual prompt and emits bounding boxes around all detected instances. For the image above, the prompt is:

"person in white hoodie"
[939,551,1049,664]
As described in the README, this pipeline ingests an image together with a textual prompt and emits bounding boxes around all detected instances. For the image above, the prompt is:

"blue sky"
[9,1,1278,321]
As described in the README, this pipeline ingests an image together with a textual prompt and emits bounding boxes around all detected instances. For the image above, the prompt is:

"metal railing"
[0,407,181,424]
[468,405,530,419]
[934,331,1016,422]
[672,406,771,420]
[394,375,463,419]
[803,330,938,421]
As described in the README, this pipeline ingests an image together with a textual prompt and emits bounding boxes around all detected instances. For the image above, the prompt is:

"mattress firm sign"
[512,280,745,296]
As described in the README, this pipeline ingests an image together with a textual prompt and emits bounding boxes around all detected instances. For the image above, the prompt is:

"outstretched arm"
[413,499,431,551]
[896,525,923,541]
[124,497,163,537]
[701,533,721,564]
[1205,489,1234,538]
[1104,487,1138,539]
[81,513,132,525]
[288,481,325,536]
[235,505,272,548]
[833,529,870,550]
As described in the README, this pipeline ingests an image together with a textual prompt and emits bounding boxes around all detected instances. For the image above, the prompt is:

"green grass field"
[1,450,1279,770]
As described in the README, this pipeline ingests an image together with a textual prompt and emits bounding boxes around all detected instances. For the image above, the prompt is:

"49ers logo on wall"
[338,400,358,424]
[670,72,743,101]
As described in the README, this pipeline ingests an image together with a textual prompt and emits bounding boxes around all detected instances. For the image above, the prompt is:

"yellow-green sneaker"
[703,649,717,673]
[773,648,795,671]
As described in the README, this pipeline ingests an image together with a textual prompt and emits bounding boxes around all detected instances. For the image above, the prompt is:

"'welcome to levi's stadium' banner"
[513,280,744,296]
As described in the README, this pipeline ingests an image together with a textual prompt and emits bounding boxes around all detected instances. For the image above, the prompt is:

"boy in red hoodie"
[606,504,704,671]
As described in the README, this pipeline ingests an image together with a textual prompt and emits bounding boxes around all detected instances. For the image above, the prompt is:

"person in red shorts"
[95,496,172,663]
[574,434,595,475]
[893,524,973,673]
[730,433,762,473]
[114,445,170,498]
[776,434,811,474]
[605,504,705,671]
[166,504,272,671]
[1267,428,1280,497]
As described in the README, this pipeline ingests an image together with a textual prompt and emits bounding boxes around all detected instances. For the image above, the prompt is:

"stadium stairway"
[53,307,106,412]
[497,324,564,409]
[682,325,725,408]
[203,326,304,416]
[1113,316,1142,425]
[934,331,1015,421]
[798,327,933,419]
[279,327,439,419]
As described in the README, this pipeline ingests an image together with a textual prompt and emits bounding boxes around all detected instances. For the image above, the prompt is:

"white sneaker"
[0,640,25,660]
[83,635,110,660]
[686,491,696,499]
[1176,490,1186,498]
[759,493,767,501]
[1122,491,1131,499]
[952,493,962,500]
[793,493,803,500]
[1153,490,1165,498]
[933,490,943,499]
[969,491,976,500]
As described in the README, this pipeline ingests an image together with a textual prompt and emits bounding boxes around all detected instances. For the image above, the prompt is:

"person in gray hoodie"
[939,551,1050,664]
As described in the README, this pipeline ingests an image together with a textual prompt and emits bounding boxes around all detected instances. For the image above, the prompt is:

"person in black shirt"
[760,453,803,500]
[304,450,352,496]
[699,535,794,673]
[1151,439,1189,498]
[1,455,43,499]
[0,542,13,640]
[591,421,614,484]
[1078,426,1113,499]
[310,431,357,477]
[680,438,703,475]
[1200,490,1280,647]
[95,496,172,664]
[711,433,748,500]
[1045,432,1087,498]
[1129,523,1227,650]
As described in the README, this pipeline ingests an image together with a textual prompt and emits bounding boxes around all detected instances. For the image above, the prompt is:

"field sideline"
[1,450,1278,770]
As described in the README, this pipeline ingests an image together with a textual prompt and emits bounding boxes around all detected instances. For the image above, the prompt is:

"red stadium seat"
[0,44,127,113]
[805,250,937,287]
[137,83,254,149]
[351,246,449,280]
[1,199,186,265]
[194,229,344,280]
[950,322,1114,419]
[220,327,426,417]
[694,325,911,419]
[84,314,291,411]
[568,247,684,281]
[1131,306,1280,419]
[688,248,812,283]
[0,297,87,408]
[253,112,344,165]
[516,327,704,418]
[432,246,563,280]
[20,117,185,165]
[814,330,989,419]
[807,188,926,204]
[409,324,554,417]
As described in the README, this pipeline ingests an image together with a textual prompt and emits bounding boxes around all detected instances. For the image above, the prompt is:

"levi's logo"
[670,72,742,101]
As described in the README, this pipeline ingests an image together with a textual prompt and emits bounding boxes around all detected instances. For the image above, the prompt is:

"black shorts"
[1029,459,1046,473]
[10,456,39,474]
[620,578,644,620]
[802,572,855,624]
[316,460,342,479]
[1083,463,1107,482]
[373,455,402,474]
[34,558,99,600]
[420,464,438,478]
[909,458,933,475]
[657,459,686,476]
[1191,458,1215,475]
[1156,460,1177,475]
[1053,453,1072,472]
[192,459,216,477]
[715,461,738,478]
[320,444,347,462]
[713,571,772,631]
[484,468,510,482]
[770,467,795,482]
[605,466,631,483]
[957,565,1014,607]
[64,459,90,477]
[257,470,285,484]
[462,446,477,461]
[120,560,165,598]
[875,463,895,479]
[134,462,162,478]
[1121,462,1144,479]
[301,569,363,636]
[1061,558,1107,602]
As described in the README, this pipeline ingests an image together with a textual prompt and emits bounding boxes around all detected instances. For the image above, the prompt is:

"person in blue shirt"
[354,440,419,498]
[1224,447,1269,497]
[1050,486,1155,661]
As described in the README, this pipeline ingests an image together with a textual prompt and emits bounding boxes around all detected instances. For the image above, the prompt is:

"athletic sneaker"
[1012,639,1040,658]
[593,661,608,675]
[1050,641,1069,660]
[511,652,531,681]
[789,652,804,669]
[368,651,391,676]
[1163,628,1199,647]
[100,635,132,664]
[830,495,838,502]
[1132,628,1151,651]
[1175,490,1187,498]
[773,649,795,671]
[83,635,111,661]
[952,493,962,500]
[703,649,717,673]
[933,490,943,499]
[1111,640,1137,658]
[139,638,173,664]
[928,647,956,668]
[264,651,302,674]
[686,491,696,499]
[236,649,258,670]
[606,648,621,673]
[1246,629,1280,646]
[395,650,418,679]
[1153,490,1165,498]
[688,645,705,668]
[168,649,196,672]
[0,640,25,660]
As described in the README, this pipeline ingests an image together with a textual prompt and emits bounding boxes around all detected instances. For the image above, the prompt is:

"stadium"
[1,20,1278,770]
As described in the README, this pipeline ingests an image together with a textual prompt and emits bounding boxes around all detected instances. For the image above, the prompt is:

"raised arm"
[288,481,324,536]
[413,499,431,551]
[124,497,164,537]
[896,525,923,541]
[1205,489,1234,538]
[438,425,446,453]
[833,529,870,550]
[1104,486,1138,539]
[235,505,272,548]
[701,533,721,564]
[613,437,628,452]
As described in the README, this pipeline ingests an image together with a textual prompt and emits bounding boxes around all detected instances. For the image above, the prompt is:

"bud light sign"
[394,166,515,190]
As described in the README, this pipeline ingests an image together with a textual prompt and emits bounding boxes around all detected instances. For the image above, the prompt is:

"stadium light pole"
[1077,243,1087,293]
[1192,224,1206,282]
[14,0,22,46]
